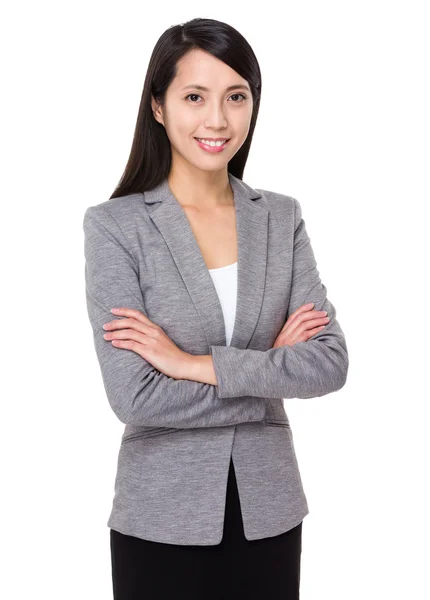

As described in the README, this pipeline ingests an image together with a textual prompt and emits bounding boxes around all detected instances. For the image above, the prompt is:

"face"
[151,48,253,174]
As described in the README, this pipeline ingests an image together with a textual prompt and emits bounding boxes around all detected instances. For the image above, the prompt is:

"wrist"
[183,353,217,385]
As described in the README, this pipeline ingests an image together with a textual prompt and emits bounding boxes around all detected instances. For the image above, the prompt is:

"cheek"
[168,107,197,133]
[228,106,252,137]
[166,123,199,153]
[238,110,253,132]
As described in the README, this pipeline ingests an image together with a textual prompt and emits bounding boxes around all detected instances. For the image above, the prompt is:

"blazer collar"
[143,172,269,351]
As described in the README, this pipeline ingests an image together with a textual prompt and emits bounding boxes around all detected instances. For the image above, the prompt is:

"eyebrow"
[181,84,251,92]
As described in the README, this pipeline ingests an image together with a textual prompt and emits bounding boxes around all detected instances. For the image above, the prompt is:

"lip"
[194,137,231,153]
[194,137,230,141]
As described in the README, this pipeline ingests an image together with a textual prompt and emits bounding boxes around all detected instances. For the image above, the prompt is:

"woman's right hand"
[272,303,330,348]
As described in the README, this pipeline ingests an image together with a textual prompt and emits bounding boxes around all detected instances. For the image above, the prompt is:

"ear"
[151,95,164,126]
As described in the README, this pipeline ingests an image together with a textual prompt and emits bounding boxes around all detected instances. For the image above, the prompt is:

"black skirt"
[110,456,302,599]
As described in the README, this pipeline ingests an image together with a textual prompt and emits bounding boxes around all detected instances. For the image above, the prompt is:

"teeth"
[196,138,228,147]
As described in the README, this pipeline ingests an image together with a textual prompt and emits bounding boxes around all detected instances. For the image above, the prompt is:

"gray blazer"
[83,172,349,546]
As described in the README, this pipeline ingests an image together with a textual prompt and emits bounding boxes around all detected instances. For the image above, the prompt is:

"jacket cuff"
[209,345,266,398]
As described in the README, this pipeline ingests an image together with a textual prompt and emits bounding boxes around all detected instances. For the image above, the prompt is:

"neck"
[167,164,234,210]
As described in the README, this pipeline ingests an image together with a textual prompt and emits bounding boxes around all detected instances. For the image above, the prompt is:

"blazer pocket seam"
[122,428,179,444]
[264,419,291,429]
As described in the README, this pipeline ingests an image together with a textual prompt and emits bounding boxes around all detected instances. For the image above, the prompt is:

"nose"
[203,102,228,130]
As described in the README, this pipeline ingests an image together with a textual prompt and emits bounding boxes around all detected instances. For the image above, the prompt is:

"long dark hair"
[110,17,262,199]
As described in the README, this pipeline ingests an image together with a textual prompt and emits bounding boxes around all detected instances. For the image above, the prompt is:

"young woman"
[83,17,349,600]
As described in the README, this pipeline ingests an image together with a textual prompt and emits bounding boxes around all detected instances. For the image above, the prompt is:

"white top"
[207,261,238,346]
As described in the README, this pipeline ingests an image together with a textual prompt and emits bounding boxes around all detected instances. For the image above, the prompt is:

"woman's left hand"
[102,307,192,380]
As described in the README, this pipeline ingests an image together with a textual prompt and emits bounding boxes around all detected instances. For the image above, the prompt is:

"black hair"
[110,17,262,199]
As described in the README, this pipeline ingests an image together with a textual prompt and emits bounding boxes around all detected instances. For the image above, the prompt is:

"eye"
[229,93,247,102]
[185,93,247,103]
[185,93,203,103]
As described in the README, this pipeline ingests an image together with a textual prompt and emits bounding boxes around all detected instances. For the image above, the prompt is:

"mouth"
[194,137,231,153]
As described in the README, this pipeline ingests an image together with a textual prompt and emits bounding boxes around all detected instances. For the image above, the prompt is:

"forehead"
[171,48,249,90]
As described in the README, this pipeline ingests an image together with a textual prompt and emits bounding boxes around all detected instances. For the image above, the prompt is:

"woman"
[83,17,349,600]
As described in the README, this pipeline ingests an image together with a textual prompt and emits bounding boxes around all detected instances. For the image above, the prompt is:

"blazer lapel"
[143,172,269,350]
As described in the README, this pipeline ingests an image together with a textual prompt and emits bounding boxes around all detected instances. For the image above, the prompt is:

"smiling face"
[151,48,254,174]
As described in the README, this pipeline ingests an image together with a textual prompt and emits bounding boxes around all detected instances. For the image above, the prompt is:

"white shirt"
[207,262,238,346]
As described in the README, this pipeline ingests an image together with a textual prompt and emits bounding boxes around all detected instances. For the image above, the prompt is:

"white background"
[1,1,429,598]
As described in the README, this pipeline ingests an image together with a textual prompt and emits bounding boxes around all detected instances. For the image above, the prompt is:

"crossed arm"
[83,198,348,427]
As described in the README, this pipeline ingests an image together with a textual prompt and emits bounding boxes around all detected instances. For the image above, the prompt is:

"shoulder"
[254,186,303,226]
[83,192,144,220]
[82,192,147,235]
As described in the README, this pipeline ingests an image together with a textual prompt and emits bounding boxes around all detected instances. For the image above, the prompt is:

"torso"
[182,205,238,270]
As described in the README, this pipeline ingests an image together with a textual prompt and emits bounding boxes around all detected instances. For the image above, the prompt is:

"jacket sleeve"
[209,197,349,399]
[83,204,267,428]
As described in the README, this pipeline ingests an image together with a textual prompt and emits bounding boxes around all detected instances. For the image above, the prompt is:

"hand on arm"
[83,205,266,428]
[102,311,218,385]
[207,198,349,399]
[102,306,197,381]
[181,302,331,385]
[272,302,330,348]
[86,196,348,409]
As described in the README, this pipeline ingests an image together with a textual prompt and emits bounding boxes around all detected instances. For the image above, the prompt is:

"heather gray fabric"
[83,172,349,545]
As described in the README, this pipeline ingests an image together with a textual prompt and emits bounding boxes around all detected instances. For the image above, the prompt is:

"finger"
[282,310,328,334]
[110,307,155,326]
[292,309,327,326]
[288,303,316,321]
[304,325,327,340]
[303,315,330,328]
[294,315,330,337]
[287,310,327,328]
[279,322,327,347]
[103,328,149,345]
[109,338,149,361]
[103,316,154,333]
